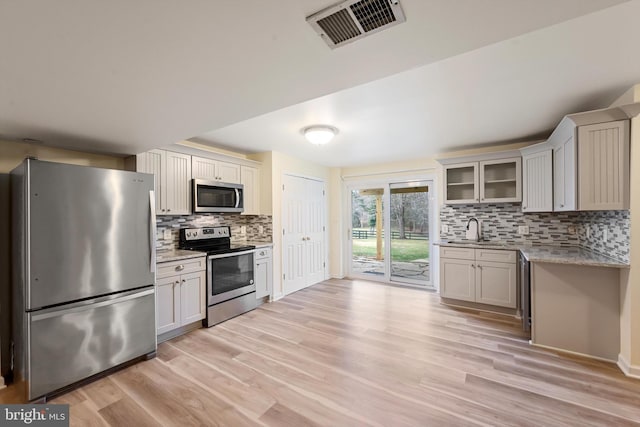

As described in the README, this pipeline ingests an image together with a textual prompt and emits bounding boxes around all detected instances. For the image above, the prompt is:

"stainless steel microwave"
[192,179,244,213]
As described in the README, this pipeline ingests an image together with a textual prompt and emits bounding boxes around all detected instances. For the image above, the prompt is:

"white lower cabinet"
[254,247,273,300]
[156,256,206,337]
[440,247,517,309]
[475,261,517,308]
[156,275,181,335]
[440,258,475,302]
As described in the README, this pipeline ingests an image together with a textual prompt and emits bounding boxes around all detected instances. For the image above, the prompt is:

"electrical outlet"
[241,225,247,234]
[163,229,172,240]
[567,225,577,235]
[586,226,591,239]
[518,225,529,235]
[441,224,449,233]
[258,225,264,234]
[603,227,608,241]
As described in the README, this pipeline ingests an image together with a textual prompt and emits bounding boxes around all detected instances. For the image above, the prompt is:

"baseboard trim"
[618,354,640,379]
[530,342,616,363]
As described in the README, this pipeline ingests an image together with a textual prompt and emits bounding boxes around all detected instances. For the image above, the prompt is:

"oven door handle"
[208,249,256,260]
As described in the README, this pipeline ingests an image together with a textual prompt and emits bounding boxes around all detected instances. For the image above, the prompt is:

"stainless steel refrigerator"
[11,159,157,401]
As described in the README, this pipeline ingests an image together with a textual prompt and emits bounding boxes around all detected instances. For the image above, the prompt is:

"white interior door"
[282,174,326,296]
[306,179,326,285]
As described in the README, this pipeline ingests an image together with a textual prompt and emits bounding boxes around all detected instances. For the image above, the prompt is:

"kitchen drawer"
[157,256,206,279]
[476,249,517,264]
[439,246,475,261]
[255,247,272,260]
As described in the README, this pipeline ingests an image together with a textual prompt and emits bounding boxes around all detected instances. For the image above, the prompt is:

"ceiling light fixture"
[303,125,338,145]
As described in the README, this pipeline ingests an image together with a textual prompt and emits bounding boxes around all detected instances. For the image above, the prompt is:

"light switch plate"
[518,225,529,235]
[603,227,608,241]
[163,229,172,240]
[441,224,449,233]
[259,225,264,234]
[241,225,247,234]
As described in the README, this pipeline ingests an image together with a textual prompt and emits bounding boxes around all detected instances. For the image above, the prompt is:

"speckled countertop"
[435,240,524,251]
[519,245,629,268]
[156,249,207,263]
[435,240,628,269]
[243,241,273,248]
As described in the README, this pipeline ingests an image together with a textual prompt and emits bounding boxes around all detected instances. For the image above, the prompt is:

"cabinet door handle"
[174,281,179,286]
[471,264,476,268]
[478,265,482,269]
[176,264,185,271]
[182,279,186,283]
[560,204,564,208]
[166,209,171,212]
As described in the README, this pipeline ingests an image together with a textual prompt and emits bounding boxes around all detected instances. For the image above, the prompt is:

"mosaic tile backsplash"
[440,203,629,263]
[156,213,273,251]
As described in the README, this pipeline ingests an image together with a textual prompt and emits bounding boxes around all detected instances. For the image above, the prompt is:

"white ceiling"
[0,0,637,167]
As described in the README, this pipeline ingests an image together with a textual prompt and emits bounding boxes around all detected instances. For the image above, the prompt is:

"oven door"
[208,250,255,305]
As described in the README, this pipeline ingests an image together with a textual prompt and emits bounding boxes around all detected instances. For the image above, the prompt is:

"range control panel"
[182,226,230,240]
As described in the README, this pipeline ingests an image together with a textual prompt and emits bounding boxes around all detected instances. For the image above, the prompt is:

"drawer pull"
[175,264,185,271]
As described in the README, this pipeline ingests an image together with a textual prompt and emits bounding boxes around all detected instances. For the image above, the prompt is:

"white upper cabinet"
[164,151,191,215]
[578,120,630,210]
[442,154,521,205]
[217,161,241,184]
[521,146,553,212]
[479,157,521,203]
[137,149,191,215]
[545,114,630,212]
[192,156,240,184]
[240,165,260,215]
[137,149,163,210]
[131,148,261,216]
[191,156,217,181]
[444,162,478,204]
[553,134,576,211]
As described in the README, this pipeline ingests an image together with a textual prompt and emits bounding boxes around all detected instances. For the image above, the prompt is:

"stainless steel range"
[179,227,256,327]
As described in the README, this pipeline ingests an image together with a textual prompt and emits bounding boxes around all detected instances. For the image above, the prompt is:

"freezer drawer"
[27,288,156,400]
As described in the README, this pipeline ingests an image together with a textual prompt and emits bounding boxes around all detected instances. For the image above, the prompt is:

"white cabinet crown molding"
[159,143,261,168]
[437,149,524,165]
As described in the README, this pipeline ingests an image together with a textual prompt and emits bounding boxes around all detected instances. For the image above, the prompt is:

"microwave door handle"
[235,188,240,208]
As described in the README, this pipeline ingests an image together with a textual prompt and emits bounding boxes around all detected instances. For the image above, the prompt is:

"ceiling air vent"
[307,0,406,49]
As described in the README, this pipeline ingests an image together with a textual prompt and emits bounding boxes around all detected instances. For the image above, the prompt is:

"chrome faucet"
[466,217,481,241]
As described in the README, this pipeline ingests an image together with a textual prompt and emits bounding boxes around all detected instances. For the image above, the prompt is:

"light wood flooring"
[3,278,640,426]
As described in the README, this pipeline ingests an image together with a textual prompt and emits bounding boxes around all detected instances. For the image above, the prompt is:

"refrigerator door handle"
[31,288,155,321]
[149,190,156,272]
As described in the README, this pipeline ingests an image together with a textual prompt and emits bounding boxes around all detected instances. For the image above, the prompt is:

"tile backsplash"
[156,214,273,251]
[440,203,629,263]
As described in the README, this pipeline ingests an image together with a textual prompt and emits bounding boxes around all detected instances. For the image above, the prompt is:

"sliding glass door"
[348,180,433,288]
[390,182,430,286]
[350,188,385,278]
